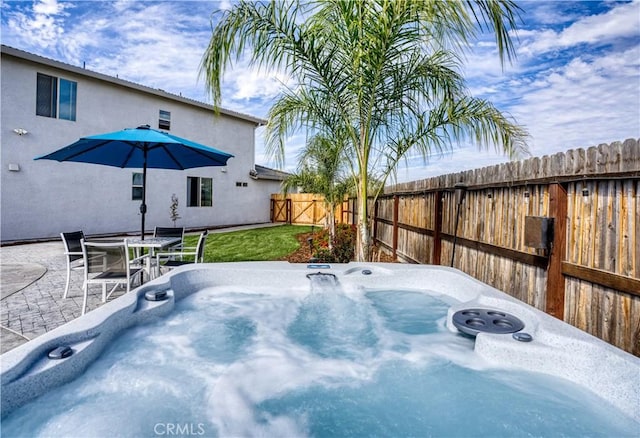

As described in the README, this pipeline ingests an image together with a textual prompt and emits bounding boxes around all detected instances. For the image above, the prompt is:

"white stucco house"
[1,45,287,243]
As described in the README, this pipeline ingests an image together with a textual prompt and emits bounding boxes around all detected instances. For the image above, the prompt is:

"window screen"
[36,73,57,118]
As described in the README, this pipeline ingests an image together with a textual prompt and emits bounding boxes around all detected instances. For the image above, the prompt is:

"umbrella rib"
[157,144,186,170]
[54,139,114,161]
[185,145,229,166]
[119,143,140,168]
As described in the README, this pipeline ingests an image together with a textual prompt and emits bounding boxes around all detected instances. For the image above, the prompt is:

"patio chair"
[154,226,184,251]
[146,226,185,274]
[155,231,208,274]
[61,231,85,299]
[80,239,146,315]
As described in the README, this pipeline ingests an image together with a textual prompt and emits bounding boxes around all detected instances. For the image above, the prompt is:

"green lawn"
[183,225,313,262]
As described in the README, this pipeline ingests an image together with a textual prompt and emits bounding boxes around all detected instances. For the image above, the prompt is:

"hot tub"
[2,263,638,437]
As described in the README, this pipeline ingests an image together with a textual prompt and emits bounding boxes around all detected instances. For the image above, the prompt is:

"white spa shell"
[1,263,639,423]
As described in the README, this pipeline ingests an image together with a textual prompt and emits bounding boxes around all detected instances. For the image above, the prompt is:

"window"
[59,79,77,121]
[36,73,57,118]
[36,73,77,121]
[187,177,212,207]
[159,110,171,130]
[132,173,143,200]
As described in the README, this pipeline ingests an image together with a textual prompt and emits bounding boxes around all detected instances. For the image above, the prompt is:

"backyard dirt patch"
[281,232,396,263]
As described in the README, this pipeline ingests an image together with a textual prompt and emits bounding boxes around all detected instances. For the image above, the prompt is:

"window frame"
[187,176,213,207]
[159,110,171,131]
[36,73,77,121]
[58,78,77,121]
[132,172,144,201]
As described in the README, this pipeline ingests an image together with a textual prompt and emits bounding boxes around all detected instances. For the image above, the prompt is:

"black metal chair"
[60,231,85,299]
[155,231,208,274]
[153,227,184,251]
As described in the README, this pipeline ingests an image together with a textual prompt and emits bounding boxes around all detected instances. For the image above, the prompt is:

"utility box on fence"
[524,216,554,254]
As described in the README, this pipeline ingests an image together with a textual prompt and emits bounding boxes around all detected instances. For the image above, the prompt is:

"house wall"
[1,48,278,242]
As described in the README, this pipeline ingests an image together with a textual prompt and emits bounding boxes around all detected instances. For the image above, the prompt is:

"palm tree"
[201,0,528,261]
[283,134,353,250]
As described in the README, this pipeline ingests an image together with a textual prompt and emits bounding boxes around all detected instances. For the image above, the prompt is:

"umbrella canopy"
[35,125,234,238]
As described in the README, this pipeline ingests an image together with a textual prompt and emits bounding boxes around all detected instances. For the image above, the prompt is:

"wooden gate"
[271,193,345,225]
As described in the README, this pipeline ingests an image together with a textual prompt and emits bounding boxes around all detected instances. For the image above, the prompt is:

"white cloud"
[3,0,69,49]
[226,66,291,102]
[520,1,585,26]
[510,45,640,155]
[519,1,640,57]
[63,3,214,100]
[33,0,65,15]
[395,144,513,183]
[218,0,233,11]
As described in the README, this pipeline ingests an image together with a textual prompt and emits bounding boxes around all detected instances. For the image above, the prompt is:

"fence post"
[392,195,399,260]
[546,183,567,320]
[270,198,274,222]
[312,199,316,225]
[433,191,443,265]
[286,198,292,224]
[351,197,356,225]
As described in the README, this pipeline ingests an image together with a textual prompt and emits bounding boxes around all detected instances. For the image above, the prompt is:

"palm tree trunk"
[356,177,371,262]
[328,202,336,251]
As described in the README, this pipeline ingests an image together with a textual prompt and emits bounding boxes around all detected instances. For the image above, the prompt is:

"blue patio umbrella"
[35,124,233,239]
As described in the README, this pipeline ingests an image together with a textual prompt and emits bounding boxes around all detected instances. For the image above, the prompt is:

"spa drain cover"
[452,308,524,336]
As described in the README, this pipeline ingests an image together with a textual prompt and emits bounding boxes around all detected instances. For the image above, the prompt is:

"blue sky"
[2,0,639,182]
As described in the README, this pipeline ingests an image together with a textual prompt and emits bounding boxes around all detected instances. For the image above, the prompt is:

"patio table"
[127,237,181,279]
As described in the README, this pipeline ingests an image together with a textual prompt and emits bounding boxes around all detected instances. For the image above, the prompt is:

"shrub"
[312,223,356,263]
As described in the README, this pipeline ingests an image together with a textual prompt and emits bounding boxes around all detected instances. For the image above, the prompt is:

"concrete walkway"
[0,223,282,354]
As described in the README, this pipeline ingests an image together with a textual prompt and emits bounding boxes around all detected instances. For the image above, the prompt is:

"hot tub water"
[2,271,638,437]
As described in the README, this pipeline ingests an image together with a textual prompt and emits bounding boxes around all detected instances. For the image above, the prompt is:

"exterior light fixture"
[581,178,590,205]
[13,128,28,136]
[582,177,590,197]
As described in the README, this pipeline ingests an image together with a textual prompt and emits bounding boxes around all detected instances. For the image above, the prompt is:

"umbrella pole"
[140,148,147,240]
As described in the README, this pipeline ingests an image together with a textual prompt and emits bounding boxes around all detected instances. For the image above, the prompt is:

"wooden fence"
[340,139,639,356]
[270,140,639,355]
